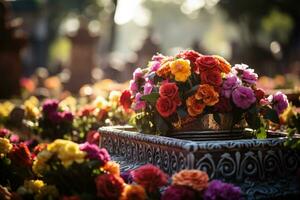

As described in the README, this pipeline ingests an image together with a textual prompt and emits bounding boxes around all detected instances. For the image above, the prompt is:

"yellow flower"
[93,96,109,109]
[32,150,53,175]
[24,97,40,119]
[35,185,59,200]
[24,180,45,194]
[103,161,120,176]
[47,139,86,168]
[0,101,14,118]
[0,138,12,155]
[170,59,191,82]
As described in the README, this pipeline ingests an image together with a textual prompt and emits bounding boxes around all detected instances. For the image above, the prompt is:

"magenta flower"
[61,111,74,122]
[162,185,197,200]
[48,111,63,123]
[0,128,10,137]
[134,93,146,110]
[242,68,258,84]
[10,134,20,143]
[150,61,161,72]
[129,80,138,94]
[232,86,256,109]
[232,63,248,73]
[144,82,154,95]
[152,53,165,62]
[133,68,144,80]
[270,92,289,114]
[79,142,110,165]
[203,180,243,200]
[222,74,241,98]
[42,99,59,114]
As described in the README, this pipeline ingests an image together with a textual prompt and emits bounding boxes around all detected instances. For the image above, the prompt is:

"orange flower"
[172,170,209,192]
[195,84,219,106]
[120,184,147,200]
[103,161,120,176]
[156,61,171,78]
[186,96,205,117]
[214,55,231,74]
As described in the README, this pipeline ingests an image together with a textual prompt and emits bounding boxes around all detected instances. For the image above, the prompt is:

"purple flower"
[269,92,289,114]
[42,99,59,114]
[129,80,138,94]
[242,69,258,84]
[232,86,256,109]
[162,185,197,200]
[48,111,63,123]
[150,61,161,72]
[61,111,74,122]
[121,170,133,184]
[222,74,241,98]
[133,68,144,80]
[232,63,249,74]
[79,142,110,165]
[0,128,10,137]
[144,82,154,95]
[203,180,243,200]
[134,93,146,110]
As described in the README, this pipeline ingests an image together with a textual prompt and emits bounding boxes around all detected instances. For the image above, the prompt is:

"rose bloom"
[149,61,161,72]
[177,50,202,63]
[254,88,265,102]
[131,164,168,193]
[134,93,146,111]
[172,170,209,192]
[159,82,179,99]
[203,180,243,200]
[186,96,205,117]
[129,80,138,94]
[232,63,249,74]
[156,96,177,117]
[195,84,219,106]
[120,184,147,200]
[103,161,120,176]
[242,68,258,84]
[214,55,231,74]
[170,59,191,82]
[200,69,222,87]
[95,174,125,200]
[162,185,197,200]
[144,82,154,95]
[222,74,240,98]
[120,90,133,111]
[232,86,256,109]
[133,68,143,80]
[156,61,171,78]
[8,143,32,167]
[270,92,289,114]
[195,56,219,73]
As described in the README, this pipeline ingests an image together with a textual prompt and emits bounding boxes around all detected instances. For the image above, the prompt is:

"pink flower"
[131,164,168,193]
[134,93,146,110]
[152,53,165,62]
[144,82,154,95]
[0,128,10,137]
[232,86,256,109]
[232,63,248,73]
[222,74,241,98]
[10,134,20,143]
[86,131,100,145]
[133,68,143,80]
[150,61,161,72]
[79,142,110,165]
[270,92,289,114]
[129,80,138,94]
[242,68,258,84]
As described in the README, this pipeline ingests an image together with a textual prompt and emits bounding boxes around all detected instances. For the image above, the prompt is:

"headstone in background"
[66,25,100,93]
[0,1,27,99]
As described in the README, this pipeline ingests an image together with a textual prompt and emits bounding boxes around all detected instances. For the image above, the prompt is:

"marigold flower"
[186,96,205,117]
[131,164,168,193]
[103,161,120,176]
[120,184,147,200]
[172,170,209,192]
[214,55,231,74]
[195,84,219,106]
[156,61,171,78]
[170,59,191,82]
[0,138,12,155]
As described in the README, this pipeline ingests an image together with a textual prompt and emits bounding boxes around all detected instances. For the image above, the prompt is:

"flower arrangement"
[120,50,289,136]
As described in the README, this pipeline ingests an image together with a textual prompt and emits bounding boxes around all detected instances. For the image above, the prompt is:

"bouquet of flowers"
[120,50,289,136]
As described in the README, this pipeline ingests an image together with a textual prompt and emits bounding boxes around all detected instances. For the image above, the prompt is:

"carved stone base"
[99,126,300,199]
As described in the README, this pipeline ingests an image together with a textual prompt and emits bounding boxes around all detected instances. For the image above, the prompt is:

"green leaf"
[184,84,199,97]
[256,127,267,139]
[141,93,160,103]
[213,113,221,125]
[264,108,280,124]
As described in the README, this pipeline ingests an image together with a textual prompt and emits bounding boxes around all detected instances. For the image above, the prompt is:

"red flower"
[200,69,222,86]
[156,97,177,117]
[195,56,219,73]
[77,105,95,117]
[86,131,100,145]
[131,164,168,193]
[8,143,32,167]
[120,90,133,111]
[159,82,179,99]
[95,174,124,200]
[177,50,202,63]
[254,88,265,102]
[214,97,232,113]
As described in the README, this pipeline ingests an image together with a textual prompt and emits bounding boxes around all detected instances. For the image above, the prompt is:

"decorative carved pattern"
[99,127,300,199]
